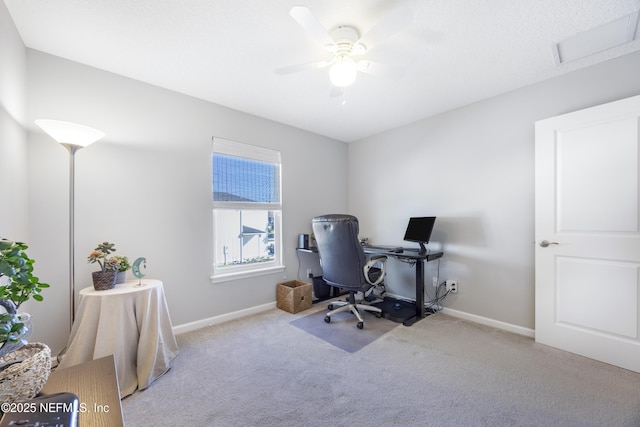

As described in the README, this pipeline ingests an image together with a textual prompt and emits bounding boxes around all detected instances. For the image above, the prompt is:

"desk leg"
[403,259,425,326]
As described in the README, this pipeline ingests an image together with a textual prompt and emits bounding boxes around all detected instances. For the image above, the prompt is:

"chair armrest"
[363,255,387,286]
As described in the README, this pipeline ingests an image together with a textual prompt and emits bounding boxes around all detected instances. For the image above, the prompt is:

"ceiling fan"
[276,5,412,89]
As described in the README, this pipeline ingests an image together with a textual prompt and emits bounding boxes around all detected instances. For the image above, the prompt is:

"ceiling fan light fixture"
[329,54,358,87]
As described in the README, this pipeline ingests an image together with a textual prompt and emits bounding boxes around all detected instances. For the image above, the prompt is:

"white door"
[535,94,640,373]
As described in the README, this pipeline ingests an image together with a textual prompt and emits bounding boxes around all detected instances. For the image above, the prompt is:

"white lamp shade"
[329,55,358,88]
[35,119,105,147]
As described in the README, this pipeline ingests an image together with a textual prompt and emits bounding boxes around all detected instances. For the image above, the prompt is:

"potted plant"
[87,242,121,290]
[0,239,52,405]
[112,255,131,284]
[0,238,49,356]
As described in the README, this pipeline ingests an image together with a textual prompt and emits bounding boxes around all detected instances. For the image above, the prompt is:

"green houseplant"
[87,242,127,289]
[111,255,131,284]
[87,242,119,272]
[0,239,49,355]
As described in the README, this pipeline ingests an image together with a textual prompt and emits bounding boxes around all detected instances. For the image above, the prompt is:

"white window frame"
[211,137,284,283]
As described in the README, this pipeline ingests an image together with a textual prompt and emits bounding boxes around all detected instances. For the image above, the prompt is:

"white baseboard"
[172,302,276,335]
[385,291,534,338]
[171,299,535,339]
[441,307,535,338]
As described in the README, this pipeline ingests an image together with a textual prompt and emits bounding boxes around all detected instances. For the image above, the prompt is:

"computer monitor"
[403,216,436,254]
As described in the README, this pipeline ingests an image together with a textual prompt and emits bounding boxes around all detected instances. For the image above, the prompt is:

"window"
[211,138,283,282]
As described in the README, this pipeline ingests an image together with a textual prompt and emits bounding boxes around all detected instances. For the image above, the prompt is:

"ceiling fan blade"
[289,6,335,49]
[357,60,405,79]
[275,60,330,75]
[357,6,412,49]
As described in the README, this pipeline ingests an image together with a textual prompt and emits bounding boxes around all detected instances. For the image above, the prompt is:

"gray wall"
[349,51,640,331]
[0,0,27,240]
[22,50,347,353]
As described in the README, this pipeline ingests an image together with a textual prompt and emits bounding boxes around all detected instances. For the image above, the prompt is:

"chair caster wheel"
[357,322,364,329]
[328,304,334,310]
[375,312,382,318]
[324,316,331,323]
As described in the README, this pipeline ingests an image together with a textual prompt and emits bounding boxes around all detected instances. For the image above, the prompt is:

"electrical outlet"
[306,269,313,278]
[446,280,458,293]
[432,277,438,287]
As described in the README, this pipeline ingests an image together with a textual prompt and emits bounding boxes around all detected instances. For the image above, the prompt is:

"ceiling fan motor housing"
[328,26,366,55]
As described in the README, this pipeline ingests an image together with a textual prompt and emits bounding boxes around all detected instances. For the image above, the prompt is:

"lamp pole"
[63,143,81,331]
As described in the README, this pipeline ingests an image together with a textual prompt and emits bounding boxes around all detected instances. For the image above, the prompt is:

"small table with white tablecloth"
[58,279,179,398]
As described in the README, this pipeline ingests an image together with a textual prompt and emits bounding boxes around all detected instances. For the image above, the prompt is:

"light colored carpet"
[122,302,640,426]
[290,306,397,352]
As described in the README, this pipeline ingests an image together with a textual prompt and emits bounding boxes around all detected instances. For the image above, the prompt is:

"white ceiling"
[5,0,640,142]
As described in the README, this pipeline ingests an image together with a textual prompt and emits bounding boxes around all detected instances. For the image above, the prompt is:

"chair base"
[324,300,382,329]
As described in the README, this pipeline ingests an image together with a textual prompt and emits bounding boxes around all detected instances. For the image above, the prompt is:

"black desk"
[363,248,443,325]
[297,246,443,325]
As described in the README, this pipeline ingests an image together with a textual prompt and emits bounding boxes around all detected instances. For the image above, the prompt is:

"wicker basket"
[92,270,117,290]
[276,280,312,313]
[0,342,51,404]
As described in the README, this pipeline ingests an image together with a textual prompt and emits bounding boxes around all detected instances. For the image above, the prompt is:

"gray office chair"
[312,214,386,329]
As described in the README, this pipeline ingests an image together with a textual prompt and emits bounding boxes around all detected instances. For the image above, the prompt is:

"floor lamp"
[35,120,105,331]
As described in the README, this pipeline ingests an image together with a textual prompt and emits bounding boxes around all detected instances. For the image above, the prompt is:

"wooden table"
[41,355,124,427]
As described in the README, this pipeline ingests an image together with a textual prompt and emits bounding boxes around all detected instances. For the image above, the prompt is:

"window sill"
[211,265,285,284]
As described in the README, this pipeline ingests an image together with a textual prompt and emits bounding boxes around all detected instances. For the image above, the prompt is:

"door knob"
[539,240,559,248]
